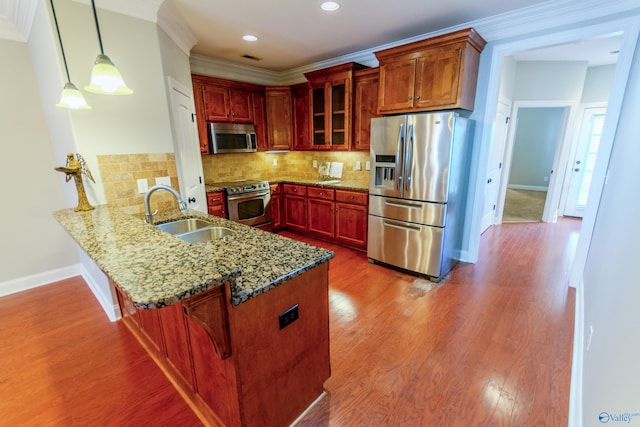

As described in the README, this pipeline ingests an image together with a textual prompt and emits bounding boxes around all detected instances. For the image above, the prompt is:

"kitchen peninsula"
[54,205,334,427]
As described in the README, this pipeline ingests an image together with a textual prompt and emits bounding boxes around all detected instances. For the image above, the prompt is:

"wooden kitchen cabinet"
[202,84,253,123]
[307,187,335,240]
[270,183,283,230]
[283,184,307,233]
[304,62,368,151]
[253,91,268,151]
[292,83,311,150]
[207,191,227,218]
[266,87,293,150]
[375,28,486,114]
[192,79,210,154]
[352,68,380,151]
[335,190,368,250]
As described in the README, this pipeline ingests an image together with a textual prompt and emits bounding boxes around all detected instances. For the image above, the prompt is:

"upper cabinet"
[202,85,253,123]
[352,68,380,151]
[375,28,486,114]
[291,82,311,150]
[304,63,368,151]
[265,86,293,150]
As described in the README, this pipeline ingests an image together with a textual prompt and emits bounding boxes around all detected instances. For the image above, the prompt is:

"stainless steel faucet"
[144,184,188,224]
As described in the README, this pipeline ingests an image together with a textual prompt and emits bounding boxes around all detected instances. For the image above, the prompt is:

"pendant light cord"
[90,0,105,55]
[49,0,71,83]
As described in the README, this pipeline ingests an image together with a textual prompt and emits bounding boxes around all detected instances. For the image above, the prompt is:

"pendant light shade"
[50,0,91,110]
[57,82,92,109]
[85,0,133,95]
[85,54,133,95]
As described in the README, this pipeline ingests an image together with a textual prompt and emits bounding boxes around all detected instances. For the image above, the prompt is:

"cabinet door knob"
[416,96,421,100]
[188,197,196,203]
[408,96,413,101]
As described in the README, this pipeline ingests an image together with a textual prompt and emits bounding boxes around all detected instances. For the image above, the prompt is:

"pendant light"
[85,0,133,95]
[50,0,91,110]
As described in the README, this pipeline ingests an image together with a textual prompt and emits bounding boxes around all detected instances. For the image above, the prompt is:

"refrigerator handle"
[396,123,405,192]
[405,124,414,192]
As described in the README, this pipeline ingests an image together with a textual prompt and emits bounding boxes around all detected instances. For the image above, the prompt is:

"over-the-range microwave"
[209,122,257,154]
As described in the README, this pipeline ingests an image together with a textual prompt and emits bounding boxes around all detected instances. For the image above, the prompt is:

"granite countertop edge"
[53,205,334,310]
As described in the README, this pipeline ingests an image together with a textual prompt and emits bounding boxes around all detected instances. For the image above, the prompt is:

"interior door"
[481,99,511,233]
[168,77,206,213]
[563,106,607,218]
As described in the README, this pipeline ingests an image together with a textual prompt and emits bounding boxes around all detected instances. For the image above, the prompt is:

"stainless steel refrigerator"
[367,112,473,280]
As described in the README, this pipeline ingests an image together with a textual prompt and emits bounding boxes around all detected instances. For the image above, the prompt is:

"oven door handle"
[226,190,270,201]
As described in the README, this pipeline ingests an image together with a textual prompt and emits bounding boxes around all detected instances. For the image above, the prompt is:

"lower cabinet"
[207,191,227,218]
[270,183,284,230]
[280,183,368,251]
[283,184,308,233]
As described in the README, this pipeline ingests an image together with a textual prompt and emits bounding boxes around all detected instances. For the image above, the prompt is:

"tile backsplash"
[98,153,179,215]
[201,151,371,184]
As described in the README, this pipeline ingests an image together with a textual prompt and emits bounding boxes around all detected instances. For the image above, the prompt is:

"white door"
[168,77,207,213]
[480,98,511,233]
[563,106,607,218]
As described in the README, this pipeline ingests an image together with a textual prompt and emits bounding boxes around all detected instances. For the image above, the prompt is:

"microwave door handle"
[405,124,414,192]
[396,123,405,192]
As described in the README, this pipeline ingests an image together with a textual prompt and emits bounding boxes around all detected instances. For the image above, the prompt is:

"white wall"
[514,61,588,101]
[581,64,616,103]
[0,37,78,290]
[499,55,517,100]
[581,34,640,425]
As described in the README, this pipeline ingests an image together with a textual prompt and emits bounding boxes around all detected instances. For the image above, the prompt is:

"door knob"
[188,197,196,203]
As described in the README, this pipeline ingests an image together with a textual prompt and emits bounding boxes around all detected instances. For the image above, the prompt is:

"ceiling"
[171,0,557,71]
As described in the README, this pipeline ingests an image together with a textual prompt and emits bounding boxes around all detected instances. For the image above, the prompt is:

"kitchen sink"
[156,218,211,235]
[177,227,235,244]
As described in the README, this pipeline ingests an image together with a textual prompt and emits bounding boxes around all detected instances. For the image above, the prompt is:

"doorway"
[502,106,570,223]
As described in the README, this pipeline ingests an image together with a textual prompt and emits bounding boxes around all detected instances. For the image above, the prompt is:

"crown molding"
[0,0,37,42]
[157,0,196,55]
[189,54,282,86]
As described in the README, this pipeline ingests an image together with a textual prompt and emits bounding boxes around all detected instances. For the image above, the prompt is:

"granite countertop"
[53,205,334,309]
[205,177,369,193]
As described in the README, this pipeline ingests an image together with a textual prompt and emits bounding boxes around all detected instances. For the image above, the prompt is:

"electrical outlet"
[365,161,371,171]
[156,176,171,186]
[313,160,318,168]
[136,178,148,194]
[355,161,362,171]
[273,158,278,167]
[278,304,299,330]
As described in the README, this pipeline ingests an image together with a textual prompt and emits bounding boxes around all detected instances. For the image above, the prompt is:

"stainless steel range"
[216,179,271,228]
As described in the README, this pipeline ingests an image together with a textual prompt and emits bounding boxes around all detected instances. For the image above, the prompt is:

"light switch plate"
[313,160,318,168]
[156,176,171,186]
[365,161,371,171]
[137,178,148,194]
[355,161,362,171]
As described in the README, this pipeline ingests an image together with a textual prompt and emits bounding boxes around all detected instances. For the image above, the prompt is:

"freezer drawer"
[367,215,445,278]
[369,195,446,227]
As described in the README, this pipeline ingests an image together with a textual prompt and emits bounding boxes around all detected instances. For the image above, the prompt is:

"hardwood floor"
[0,218,579,426]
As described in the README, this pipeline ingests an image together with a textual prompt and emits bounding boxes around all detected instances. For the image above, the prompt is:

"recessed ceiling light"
[320,2,340,11]
[242,34,258,42]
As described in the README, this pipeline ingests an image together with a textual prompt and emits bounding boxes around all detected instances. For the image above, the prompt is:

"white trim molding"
[0,264,81,298]
[157,0,197,56]
[0,0,37,42]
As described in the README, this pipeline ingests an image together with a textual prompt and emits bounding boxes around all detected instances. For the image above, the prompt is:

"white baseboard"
[568,280,584,427]
[0,264,81,298]
[0,263,120,323]
[507,184,549,192]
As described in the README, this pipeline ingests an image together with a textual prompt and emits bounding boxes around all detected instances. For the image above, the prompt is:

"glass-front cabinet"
[304,62,367,151]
